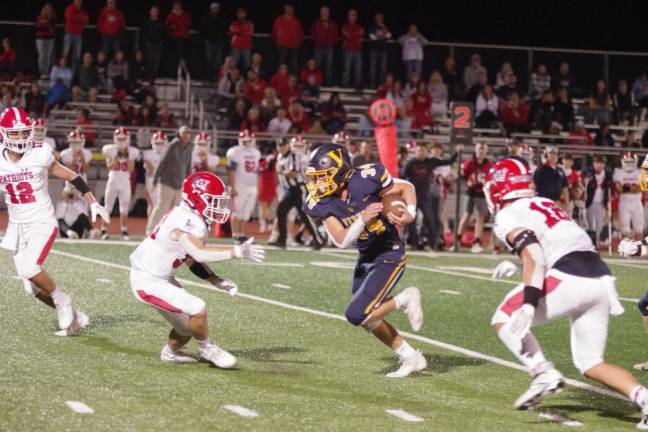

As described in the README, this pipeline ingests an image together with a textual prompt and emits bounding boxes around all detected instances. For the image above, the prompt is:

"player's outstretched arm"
[173,230,265,263]
[383,178,417,225]
[323,203,382,249]
[184,257,238,296]
[49,161,110,223]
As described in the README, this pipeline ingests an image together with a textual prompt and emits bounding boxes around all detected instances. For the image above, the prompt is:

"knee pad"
[344,304,367,326]
[637,292,648,316]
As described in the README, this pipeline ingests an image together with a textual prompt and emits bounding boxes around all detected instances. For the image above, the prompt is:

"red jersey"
[462,157,493,196]
[98,7,125,35]
[164,11,192,39]
[230,19,254,49]
[310,19,338,48]
[272,15,303,48]
[341,23,364,51]
[64,3,88,34]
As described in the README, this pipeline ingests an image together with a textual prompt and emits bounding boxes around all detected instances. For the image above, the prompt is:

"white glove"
[90,202,110,224]
[618,238,642,257]
[210,276,238,297]
[234,237,265,263]
[492,260,518,279]
[510,304,535,338]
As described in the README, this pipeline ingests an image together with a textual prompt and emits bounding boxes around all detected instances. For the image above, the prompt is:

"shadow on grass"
[540,402,638,425]
[86,313,159,329]
[378,352,486,376]
[79,336,154,357]
[229,346,316,364]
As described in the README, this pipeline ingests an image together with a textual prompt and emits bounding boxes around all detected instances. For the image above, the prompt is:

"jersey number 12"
[6,182,35,204]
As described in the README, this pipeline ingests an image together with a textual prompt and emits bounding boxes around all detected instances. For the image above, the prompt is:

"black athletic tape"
[189,262,215,280]
[523,285,543,308]
[642,238,648,246]
[512,229,539,256]
[70,176,90,195]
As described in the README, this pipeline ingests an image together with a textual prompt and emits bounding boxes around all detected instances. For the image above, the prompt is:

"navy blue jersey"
[303,163,401,253]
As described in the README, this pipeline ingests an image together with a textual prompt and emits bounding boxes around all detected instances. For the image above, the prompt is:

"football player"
[129,172,264,366]
[31,118,56,150]
[487,158,648,428]
[101,127,139,240]
[614,151,643,240]
[0,107,110,335]
[143,131,168,217]
[192,132,220,174]
[226,129,261,243]
[60,130,91,183]
[303,143,427,378]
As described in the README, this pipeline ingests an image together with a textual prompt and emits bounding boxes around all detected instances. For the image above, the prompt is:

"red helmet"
[289,135,306,153]
[182,172,231,224]
[32,118,47,141]
[238,129,256,147]
[114,127,129,148]
[0,108,34,153]
[332,131,350,146]
[484,158,535,215]
[194,131,211,148]
[68,129,86,149]
[151,130,167,148]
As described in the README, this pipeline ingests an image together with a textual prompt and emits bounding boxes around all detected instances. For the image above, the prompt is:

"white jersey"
[60,148,92,181]
[192,147,220,174]
[143,147,166,194]
[613,167,641,198]
[0,145,56,224]
[56,198,87,226]
[226,145,261,189]
[494,197,594,268]
[102,144,139,184]
[130,204,208,279]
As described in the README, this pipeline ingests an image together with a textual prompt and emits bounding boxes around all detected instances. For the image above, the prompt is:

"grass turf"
[1,242,648,431]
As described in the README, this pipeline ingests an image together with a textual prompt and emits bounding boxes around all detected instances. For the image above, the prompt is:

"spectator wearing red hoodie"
[499,92,530,134]
[310,6,338,85]
[282,75,301,108]
[272,4,303,74]
[164,1,192,70]
[0,38,16,77]
[411,82,433,129]
[299,59,323,86]
[271,64,291,97]
[63,0,88,72]
[230,8,254,72]
[244,70,267,105]
[341,9,364,89]
[98,0,125,60]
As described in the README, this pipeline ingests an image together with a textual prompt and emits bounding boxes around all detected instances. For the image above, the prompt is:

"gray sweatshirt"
[153,137,194,189]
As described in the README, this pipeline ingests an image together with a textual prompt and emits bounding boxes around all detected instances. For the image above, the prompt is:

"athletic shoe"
[268,241,286,249]
[55,309,82,337]
[514,367,564,410]
[399,287,423,332]
[76,309,90,329]
[471,241,484,254]
[386,350,427,378]
[121,230,130,241]
[635,362,648,371]
[101,230,109,240]
[89,228,101,240]
[160,345,199,364]
[286,238,300,247]
[66,230,79,239]
[638,405,648,430]
[55,295,74,330]
[199,344,237,369]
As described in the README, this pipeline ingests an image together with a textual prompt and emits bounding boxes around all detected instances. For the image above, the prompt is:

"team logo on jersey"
[0,169,34,184]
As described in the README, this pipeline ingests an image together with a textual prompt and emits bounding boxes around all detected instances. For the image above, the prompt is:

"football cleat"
[638,405,648,430]
[55,309,83,337]
[66,229,79,239]
[76,309,90,329]
[514,366,564,410]
[101,230,109,240]
[634,362,648,371]
[386,350,427,378]
[471,242,484,254]
[121,230,130,241]
[399,287,423,332]
[55,295,74,331]
[160,345,199,364]
[199,344,237,369]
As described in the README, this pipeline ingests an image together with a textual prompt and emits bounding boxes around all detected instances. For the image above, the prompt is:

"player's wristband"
[406,204,417,219]
[523,285,543,308]
[70,176,90,195]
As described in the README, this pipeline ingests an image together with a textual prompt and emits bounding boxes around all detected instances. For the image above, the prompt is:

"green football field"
[2,240,648,431]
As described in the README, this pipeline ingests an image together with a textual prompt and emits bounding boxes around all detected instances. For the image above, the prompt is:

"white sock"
[121,226,128,232]
[50,287,70,307]
[196,338,211,350]
[394,340,416,358]
[631,385,648,409]
[497,324,547,375]
[393,291,409,310]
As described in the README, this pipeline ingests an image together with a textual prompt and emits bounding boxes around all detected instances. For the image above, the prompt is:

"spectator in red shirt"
[0,38,17,78]
[377,73,395,98]
[310,6,338,85]
[63,0,89,72]
[240,107,266,133]
[411,82,433,129]
[230,8,254,71]
[98,0,125,60]
[243,70,267,105]
[287,102,309,132]
[341,9,364,89]
[299,59,323,85]
[272,4,303,74]
[164,1,192,70]
[499,92,529,134]
[75,108,96,147]
[567,119,593,146]
[36,3,56,77]
[271,64,290,97]
[282,75,301,107]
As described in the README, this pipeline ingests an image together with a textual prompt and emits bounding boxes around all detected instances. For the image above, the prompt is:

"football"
[381,193,406,218]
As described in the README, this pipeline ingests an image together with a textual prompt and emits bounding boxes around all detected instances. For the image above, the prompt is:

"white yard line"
[222,405,259,418]
[65,400,94,414]
[49,248,631,404]
[439,290,462,295]
[437,266,493,275]
[96,278,113,284]
[271,283,291,289]
[538,412,583,427]
[240,262,304,268]
[385,409,424,422]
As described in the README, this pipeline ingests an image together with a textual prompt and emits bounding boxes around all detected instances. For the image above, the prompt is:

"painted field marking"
[96,278,113,284]
[271,283,291,289]
[12,276,21,280]
[440,290,462,295]
[538,412,583,427]
[65,400,94,414]
[49,248,630,403]
[223,405,259,418]
[310,260,356,270]
[385,409,424,422]
[437,266,493,275]
[240,262,304,268]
